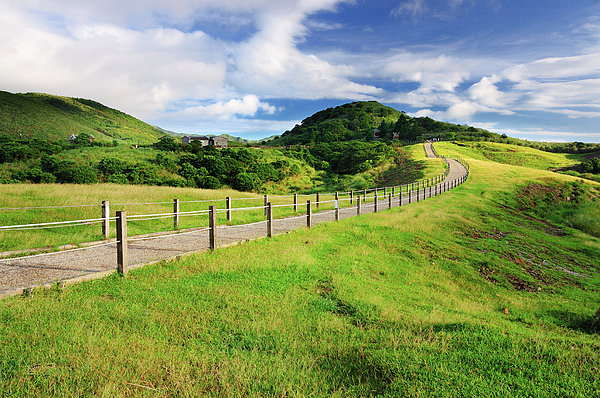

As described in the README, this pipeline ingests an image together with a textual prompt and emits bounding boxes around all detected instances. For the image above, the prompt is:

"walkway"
[0,143,468,298]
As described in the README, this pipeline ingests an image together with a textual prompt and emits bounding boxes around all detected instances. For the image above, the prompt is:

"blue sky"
[2,1,600,142]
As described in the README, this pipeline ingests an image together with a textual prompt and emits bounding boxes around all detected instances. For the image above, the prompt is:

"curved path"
[0,143,469,298]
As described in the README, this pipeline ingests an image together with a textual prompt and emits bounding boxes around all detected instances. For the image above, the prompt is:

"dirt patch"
[506,275,538,292]
[463,225,506,240]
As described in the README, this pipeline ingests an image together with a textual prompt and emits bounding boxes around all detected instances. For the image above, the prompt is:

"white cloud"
[391,0,428,18]
[180,95,277,119]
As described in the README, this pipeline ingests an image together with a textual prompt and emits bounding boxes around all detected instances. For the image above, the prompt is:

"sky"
[2,0,600,142]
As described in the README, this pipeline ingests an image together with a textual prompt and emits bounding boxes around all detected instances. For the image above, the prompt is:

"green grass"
[1,146,599,396]
[0,91,163,144]
[449,141,583,170]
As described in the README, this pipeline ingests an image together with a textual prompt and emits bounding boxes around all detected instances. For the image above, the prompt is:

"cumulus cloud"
[1,0,374,127]
[181,95,277,119]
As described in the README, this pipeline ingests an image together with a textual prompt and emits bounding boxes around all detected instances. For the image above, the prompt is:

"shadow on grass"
[317,350,396,395]
[547,310,599,334]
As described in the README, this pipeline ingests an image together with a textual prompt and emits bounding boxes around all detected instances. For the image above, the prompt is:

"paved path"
[0,143,468,297]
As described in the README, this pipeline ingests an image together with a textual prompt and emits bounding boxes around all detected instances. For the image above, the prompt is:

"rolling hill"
[269,101,496,145]
[0,91,164,145]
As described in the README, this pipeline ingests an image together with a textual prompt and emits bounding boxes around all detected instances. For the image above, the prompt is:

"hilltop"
[0,91,164,145]
[269,101,494,145]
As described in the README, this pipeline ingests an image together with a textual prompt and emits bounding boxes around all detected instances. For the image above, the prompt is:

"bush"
[107,174,129,184]
[197,175,222,189]
[98,157,126,176]
[233,172,259,191]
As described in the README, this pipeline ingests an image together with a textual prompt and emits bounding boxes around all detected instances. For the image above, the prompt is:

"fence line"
[1,143,469,276]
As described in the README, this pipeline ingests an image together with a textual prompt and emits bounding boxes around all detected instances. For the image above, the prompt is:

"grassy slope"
[0,91,164,144]
[454,141,583,170]
[1,144,599,396]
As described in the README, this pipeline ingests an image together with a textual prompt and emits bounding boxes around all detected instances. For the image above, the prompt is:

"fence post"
[226,197,232,222]
[335,192,340,221]
[116,211,128,275]
[102,200,110,239]
[399,190,403,206]
[263,195,268,216]
[294,193,298,212]
[408,189,412,204]
[363,189,367,202]
[392,186,395,197]
[357,196,361,215]
[173,199,180,229]
[350,190,354,204]
[209,205,217,250]
[307,200,312,228]
[388,193,392,208]
[384,187,387,196]
[316,192,320,210]
[374,193,378,212]
[267,202,273,238]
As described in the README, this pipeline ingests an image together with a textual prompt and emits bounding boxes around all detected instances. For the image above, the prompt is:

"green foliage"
[152,136,181,152]
[581,157,600,173]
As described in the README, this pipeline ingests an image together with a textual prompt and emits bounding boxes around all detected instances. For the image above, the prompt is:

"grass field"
[1,146,599,396]
[449,141,583,170]
[0,175,441,253]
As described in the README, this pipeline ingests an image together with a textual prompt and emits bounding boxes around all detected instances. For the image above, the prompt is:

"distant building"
[182,135,228,147]
[182,135,210,145]
[210,136,228,148]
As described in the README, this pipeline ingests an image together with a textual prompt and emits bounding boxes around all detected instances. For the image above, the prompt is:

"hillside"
[0,91,164,145]
[269,101,495,145]
[1,143,599,395]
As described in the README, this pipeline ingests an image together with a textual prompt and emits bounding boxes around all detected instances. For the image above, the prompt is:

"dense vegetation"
[269,101,495,146]
[1,142,599,396]
[0,91,164,144]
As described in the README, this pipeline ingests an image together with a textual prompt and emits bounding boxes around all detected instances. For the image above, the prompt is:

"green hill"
[0,91,164,145]
[269,101,495,145]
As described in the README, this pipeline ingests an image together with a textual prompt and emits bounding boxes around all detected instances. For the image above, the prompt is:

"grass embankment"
[451,141,583,170]
[1,146,599,396]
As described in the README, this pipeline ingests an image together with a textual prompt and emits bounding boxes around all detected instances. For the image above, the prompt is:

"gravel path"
[0,143,468,297]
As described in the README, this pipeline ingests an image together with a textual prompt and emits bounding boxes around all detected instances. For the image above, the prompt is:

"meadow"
[0,143,599,396]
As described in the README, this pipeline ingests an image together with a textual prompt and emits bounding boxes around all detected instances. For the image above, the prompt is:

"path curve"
[0,143,469,298]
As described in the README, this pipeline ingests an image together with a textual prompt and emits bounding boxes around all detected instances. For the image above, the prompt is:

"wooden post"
[226,197,232,222]
[316,192,320,210]
[209,205,217,250]
[388,193,392,208]
[263,195,268,216]
[392,186,395,197]
[335,192,340,221]
[294,193,298,212]
[357,196,361,215]
[173,199,180,229]
[102,200,110,239]
[399,190,403,206]
[384,187,387,196]
[267,202,273,238]
[408,189,412,204]
[307,200,312,228]
[374,193,378,212]
[116,211,128,275]
[350,190,354,204]
[363,189,367,202]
